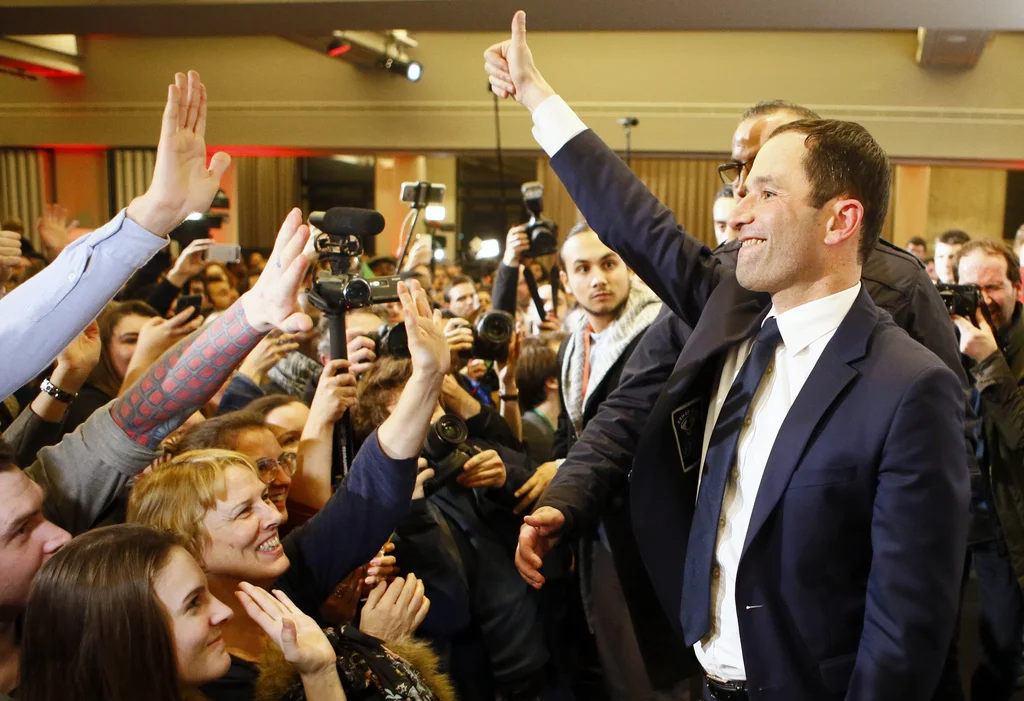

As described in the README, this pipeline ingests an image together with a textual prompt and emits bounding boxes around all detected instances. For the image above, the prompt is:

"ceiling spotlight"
[381,56,422,82]
[327,37,352,57]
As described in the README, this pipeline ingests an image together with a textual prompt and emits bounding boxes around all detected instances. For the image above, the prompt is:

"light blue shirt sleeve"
[0,209,167,399]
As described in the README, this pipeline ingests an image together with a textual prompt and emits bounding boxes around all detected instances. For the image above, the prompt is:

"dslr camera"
[369,310,516,362]
[420,413,479,495]
[521,182,559,258]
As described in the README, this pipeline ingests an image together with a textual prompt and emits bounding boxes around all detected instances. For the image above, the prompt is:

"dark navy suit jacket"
[538,129,969,701]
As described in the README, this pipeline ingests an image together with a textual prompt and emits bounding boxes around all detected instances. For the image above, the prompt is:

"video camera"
[420,413,480,496]
[521,182,558,258]
[368,309,516,362]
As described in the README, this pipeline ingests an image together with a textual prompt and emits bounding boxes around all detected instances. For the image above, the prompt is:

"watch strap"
[40,378,77,403]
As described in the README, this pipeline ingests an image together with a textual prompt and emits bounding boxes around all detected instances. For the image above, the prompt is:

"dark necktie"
[681,316,783,646]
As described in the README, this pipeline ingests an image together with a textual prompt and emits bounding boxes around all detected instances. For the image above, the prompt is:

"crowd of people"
[1,12,1023,701]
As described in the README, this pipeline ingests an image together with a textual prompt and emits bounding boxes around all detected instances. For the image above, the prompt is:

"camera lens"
[477,310,514,343]
[435,415,469,444]
[344,278,371,308]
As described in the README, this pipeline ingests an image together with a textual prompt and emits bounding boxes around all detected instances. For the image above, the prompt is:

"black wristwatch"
[498,392,519,401]
[40,378,77,403]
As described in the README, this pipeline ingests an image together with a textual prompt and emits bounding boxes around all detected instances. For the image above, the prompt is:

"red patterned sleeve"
[112,303,265,449]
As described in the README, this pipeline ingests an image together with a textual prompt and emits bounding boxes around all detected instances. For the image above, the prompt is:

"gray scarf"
[561,277,662,435]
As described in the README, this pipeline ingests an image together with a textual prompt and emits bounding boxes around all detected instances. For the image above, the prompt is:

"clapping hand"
[236,583,336,677]
[240,208,313,334]
[484,11,556,112]
[397,280,449,377]
[126,71,231,237]
[358,574,430,642]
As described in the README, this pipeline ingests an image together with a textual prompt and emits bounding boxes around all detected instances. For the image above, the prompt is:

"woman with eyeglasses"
[125,279,456,701]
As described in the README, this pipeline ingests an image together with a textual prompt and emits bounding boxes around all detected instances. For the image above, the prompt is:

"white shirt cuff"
[531,95,588,158]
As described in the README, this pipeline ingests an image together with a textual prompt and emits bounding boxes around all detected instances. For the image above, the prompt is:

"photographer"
[952,240,1024,701]
[350,356,568,701]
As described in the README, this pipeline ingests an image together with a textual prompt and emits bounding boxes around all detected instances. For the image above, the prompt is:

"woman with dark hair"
[20,524,349,701]
[61,299,160,434]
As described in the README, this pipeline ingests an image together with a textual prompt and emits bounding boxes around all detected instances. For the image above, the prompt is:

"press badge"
[671,398,703,473]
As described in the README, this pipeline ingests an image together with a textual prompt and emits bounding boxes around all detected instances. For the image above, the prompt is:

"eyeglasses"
[717,160,751,186]
[255,452,297,484]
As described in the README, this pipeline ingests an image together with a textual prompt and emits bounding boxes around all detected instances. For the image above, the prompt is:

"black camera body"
[421,414,476,495]
[936,283,981,319]
[314,274,402,312]
[462,310,515,362]
[372,310,515,362]
[521,181,558,258]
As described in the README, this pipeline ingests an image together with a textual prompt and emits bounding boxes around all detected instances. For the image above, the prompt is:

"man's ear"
[824,199,864,249]
[544,376,559,392]
[559,269,569,292]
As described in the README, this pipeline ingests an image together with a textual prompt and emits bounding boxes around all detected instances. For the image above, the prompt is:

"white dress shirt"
[528,94,862,681]
[694,284,860,680]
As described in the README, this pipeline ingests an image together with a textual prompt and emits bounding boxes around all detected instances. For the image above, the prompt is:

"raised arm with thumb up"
[483,10,556,113]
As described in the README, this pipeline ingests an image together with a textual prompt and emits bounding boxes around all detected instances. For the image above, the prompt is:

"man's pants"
[971,539,1024,701]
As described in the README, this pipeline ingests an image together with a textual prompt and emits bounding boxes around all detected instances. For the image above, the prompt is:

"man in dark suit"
[485,12,969,701]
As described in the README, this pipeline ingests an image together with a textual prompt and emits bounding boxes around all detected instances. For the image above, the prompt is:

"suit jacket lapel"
[741,288,879,557]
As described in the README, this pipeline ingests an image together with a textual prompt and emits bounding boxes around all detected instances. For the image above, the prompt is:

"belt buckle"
[706,674,747,701]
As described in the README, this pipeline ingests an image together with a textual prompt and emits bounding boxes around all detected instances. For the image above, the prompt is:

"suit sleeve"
[846,364,969,701]
[546,126,725,328]
[539,308,690,536]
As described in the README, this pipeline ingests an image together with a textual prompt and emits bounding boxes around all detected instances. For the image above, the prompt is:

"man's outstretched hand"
[127,70,231,237]
[515,506,565,589]
[484,10,556,113]
[239,208,313,334]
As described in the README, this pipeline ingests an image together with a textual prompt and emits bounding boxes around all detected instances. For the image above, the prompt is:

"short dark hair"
[715,184,734,201]
[560,220,597,267]
[516,339,560,411]
[907,236,928,249]
[350,358,413,443]
[741,100,821,122]
[172,410,268,455]
[952,239,1021,286]
[444,275,475,303]
[937,229,971,247]
[770,119,891,265]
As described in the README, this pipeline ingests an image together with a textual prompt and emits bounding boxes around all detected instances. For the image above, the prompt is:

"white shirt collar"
[766,282,862,355]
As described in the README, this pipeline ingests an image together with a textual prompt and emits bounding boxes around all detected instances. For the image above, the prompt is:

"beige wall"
[891,164,1009,247]
[52,149,107,230]
[2,31,1024,160]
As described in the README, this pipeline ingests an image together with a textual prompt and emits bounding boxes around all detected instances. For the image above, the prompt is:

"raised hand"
[398,280,449,377]
[496,326,523,390]
[309,358,358,426]
[240,208,313,333]
[37,203,78,260]
[54,320,102,387]
[126,71,231,237]
[237,331,299,384]
[404,236,433,272]
[345,328,377,377]
[167,238,215,287]
[515,506,566,589]
[458,449,507,489]
[137,307,206,359]
[236,582,337,677]
[483,11,555,112]
[358,574,430,642]
[503,225,530,267]
[0,229,22,285]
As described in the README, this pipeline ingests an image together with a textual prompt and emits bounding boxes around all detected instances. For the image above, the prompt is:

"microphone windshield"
[309,208,385,237]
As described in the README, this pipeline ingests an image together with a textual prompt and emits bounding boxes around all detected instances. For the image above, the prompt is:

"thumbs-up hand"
[483,10,555,113]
